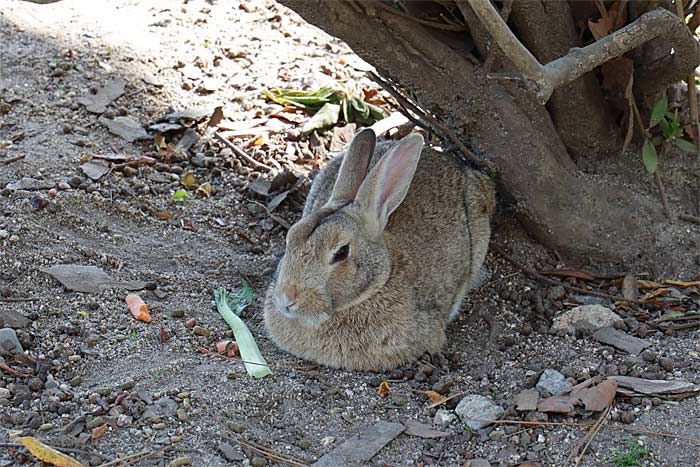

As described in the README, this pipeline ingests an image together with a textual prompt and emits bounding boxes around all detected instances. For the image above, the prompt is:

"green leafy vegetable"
[263,81,387,131]
[172,190,190,202]
[642,139,657,174]
[608,439,650,467]
[302,103,340,134]
[649,96,668,128]
[214,286,272,379]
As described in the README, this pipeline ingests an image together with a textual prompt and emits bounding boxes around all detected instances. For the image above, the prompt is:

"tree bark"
[281,0,667,270]
[509,0,619,161]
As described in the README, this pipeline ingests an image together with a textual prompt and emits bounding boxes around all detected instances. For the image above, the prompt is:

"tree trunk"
[509,0,620,161]
[280,0,695,273]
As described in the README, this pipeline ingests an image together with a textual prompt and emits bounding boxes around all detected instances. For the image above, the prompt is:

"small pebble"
[659,358,674,372]
[251,457,267,467]
[169,457,192,467]
[192,326,210,336]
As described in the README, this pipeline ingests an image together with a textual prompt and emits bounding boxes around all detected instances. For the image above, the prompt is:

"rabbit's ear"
[329,128,376,204]
[356,132,423,234]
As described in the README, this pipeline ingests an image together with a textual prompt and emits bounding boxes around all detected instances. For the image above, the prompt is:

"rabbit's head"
[269,129,424,326]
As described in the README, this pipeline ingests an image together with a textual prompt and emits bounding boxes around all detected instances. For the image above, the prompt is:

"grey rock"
[551,305,622,335]
[0,328,24,353]
[219,442,244,461]
[6,177,55,191]
[312,421,405,467]
[153,397,178,418]
[536,369,571,396]
[434,409,456,428]
[466,459,491,467]
[455,395,504,430]
[0,310,31,329]
[80,160,110,181]
[546,285,566,301]
[593,327,651,355]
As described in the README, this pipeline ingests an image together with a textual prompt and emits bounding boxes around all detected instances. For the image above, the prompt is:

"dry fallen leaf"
[378,381,391,398]
[252,134,267,146]
[418,390,448,405]
[196,182,212,197]
[664,280,700,288]
[637,280,661,289]
[181,172,196,188]
[537,396,575,414]
[12,436,85,467]
[640,288,672,302]
[155,211,173,221]
[91,424,107,440]
[573,378,618,412]
[160,325,171,343]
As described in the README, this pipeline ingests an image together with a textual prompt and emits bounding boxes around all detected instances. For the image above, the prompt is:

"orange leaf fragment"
[155,211,173,220]
[418,390,447,405]
[541,269,595,281]
[12,436,85,467]
[125,294,152,323]
[216,340,240,357]
[378,381,391,398]
[664,280,700,288]
[639,288,672,302]
[91,424,107,440]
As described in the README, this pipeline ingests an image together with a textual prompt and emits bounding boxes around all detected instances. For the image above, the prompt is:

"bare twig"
[368,71,493,172]
[215,132,275,172]
[483,0,513,73]
[0,297,41,302]
[112,156,156,171]
[372,2,467,31]
[465,418,700,443]
[680,213,700,224]
[96,443,176,467]
[573,407,610,467]
[493,245,645,305]
[467,0,698,104]
[234,437,311,467]
[0,154,25,165]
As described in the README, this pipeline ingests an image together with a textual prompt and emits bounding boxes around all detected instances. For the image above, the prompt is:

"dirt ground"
[1,1,700,466]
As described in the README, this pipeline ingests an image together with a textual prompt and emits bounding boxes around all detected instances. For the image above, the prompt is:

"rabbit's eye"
[331,244,350,264]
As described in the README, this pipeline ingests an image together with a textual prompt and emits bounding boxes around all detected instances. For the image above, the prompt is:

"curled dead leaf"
[378,381,390,398]
[196,182,212,197]
[640,288,672,302]
[417,390,448,406]
[181,172,196,188]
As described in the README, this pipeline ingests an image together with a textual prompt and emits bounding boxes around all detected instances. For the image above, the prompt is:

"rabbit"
[263,128,495,371]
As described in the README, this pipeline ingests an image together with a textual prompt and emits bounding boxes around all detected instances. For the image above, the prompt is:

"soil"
[1,1,699,467]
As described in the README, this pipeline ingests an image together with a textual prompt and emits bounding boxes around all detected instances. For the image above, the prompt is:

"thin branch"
[492,245,645,305]
[462,0,545,90]
[467,0,699,104]
[0,154,25,165]
[680,213,700,224]
[368,70,493,172]
[372,1,467,31]
[483,0,513,73]
[215,133,275,172]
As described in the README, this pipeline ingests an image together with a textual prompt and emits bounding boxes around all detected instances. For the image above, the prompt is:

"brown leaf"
[155,211,173,221]
[160,326,171,343]
[537,396,575,414]
[573,379,618,411]
[640,288,672,302]
[541,269,595,281]
[206,106,224,128]
[622,274,639,301]
[91,424,107,440]
[664,280,700,288]
[196,182,212,197]
[418,390,448,406]
[637,280,661,289]
[378,381,391,398]
[610,1,628,30]
[588,15,613,40]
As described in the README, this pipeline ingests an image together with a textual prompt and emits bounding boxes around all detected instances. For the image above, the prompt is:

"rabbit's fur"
[264,129,495,371]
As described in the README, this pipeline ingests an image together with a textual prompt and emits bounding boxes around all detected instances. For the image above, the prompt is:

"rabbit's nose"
[275,292,297,317]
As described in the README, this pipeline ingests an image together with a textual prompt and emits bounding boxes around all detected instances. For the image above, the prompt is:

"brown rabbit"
[264,129,494,371]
